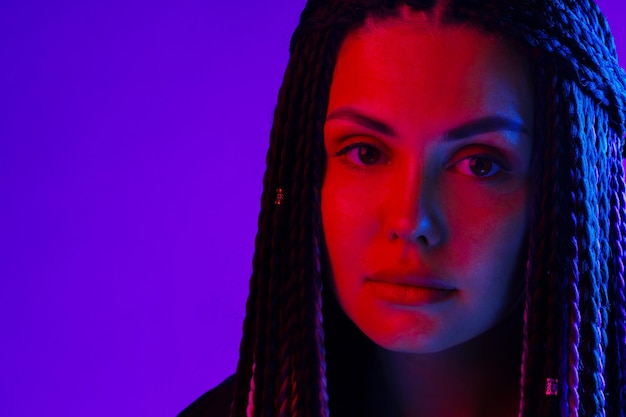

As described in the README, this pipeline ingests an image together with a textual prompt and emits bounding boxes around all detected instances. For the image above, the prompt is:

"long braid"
[287,29,329,417]
[308,29,347,417]
[231,70,294,414]
[557,78,578,417]
[565,97,582,417]
[276,37,314,417]
[608,137,626,416]
[544,68,570,417]
[231,8,312,416]
[261,29,314,416]
[568,79,606,417]
[548,68,566,417]
[594,97,612,417]
[551,69,577,417]
[519,61,557,417]
[596,96,611,381]
[555,78,582,417]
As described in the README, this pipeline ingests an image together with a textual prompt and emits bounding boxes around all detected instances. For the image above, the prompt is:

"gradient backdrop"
[1,1,624,416]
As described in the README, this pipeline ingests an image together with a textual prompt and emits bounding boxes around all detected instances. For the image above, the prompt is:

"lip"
[365,271,456,306]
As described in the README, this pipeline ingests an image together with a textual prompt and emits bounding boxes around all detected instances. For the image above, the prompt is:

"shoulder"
[178,374,236,417]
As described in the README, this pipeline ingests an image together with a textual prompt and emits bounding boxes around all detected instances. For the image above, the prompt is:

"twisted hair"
[230,1,626,416]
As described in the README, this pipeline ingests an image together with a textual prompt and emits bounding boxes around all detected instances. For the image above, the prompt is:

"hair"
[230,1,626,416]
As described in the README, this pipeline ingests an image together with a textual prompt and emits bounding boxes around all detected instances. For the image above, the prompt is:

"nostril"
[388,218,419,242]
[387,216,442,247]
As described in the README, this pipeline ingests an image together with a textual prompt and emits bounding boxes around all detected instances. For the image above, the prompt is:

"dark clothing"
[178,294,379,416]
[178,375,235,417]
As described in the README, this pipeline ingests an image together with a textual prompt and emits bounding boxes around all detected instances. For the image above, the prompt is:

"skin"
[321,11,533,417]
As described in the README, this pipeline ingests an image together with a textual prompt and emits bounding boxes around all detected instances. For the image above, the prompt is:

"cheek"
[321,176,380,245]
[321,173,382,296]
[443,182,530,278]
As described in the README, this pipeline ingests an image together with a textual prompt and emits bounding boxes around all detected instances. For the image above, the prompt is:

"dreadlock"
[230,1,626,416]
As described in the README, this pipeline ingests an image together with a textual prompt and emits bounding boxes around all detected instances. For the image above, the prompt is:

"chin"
[371,334,459,354]
[356,318,458,354]
[359,313,498,354]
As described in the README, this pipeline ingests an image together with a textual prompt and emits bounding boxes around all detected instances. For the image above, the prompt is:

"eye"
[450,155,503,177]
[335,142,388,166]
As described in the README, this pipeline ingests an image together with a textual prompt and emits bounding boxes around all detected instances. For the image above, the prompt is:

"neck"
[366,307,523,417]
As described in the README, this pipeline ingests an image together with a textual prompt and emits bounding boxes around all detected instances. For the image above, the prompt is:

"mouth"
[365,275,456,306]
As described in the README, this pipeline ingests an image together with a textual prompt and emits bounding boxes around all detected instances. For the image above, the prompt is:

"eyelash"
[334,142,389,166]
[446,146,510,178]
[334,141,509,178]
[447,154,506,178]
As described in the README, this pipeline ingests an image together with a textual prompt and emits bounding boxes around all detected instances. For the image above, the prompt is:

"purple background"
[1,1,623,416]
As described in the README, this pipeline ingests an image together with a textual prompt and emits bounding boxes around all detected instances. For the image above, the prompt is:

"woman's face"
[322,16,534,353]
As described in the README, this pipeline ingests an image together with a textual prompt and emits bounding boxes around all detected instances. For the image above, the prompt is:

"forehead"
[327,15,533,135]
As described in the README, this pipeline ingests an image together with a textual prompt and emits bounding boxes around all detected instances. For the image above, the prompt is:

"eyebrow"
[325,107,529,140]
[444,116,530,140]
[325,108,397,137]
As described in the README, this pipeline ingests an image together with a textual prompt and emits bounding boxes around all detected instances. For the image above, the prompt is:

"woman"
[181,0,626,416]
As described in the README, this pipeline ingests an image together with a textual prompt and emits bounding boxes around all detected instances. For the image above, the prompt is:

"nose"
[385,170,444,247]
